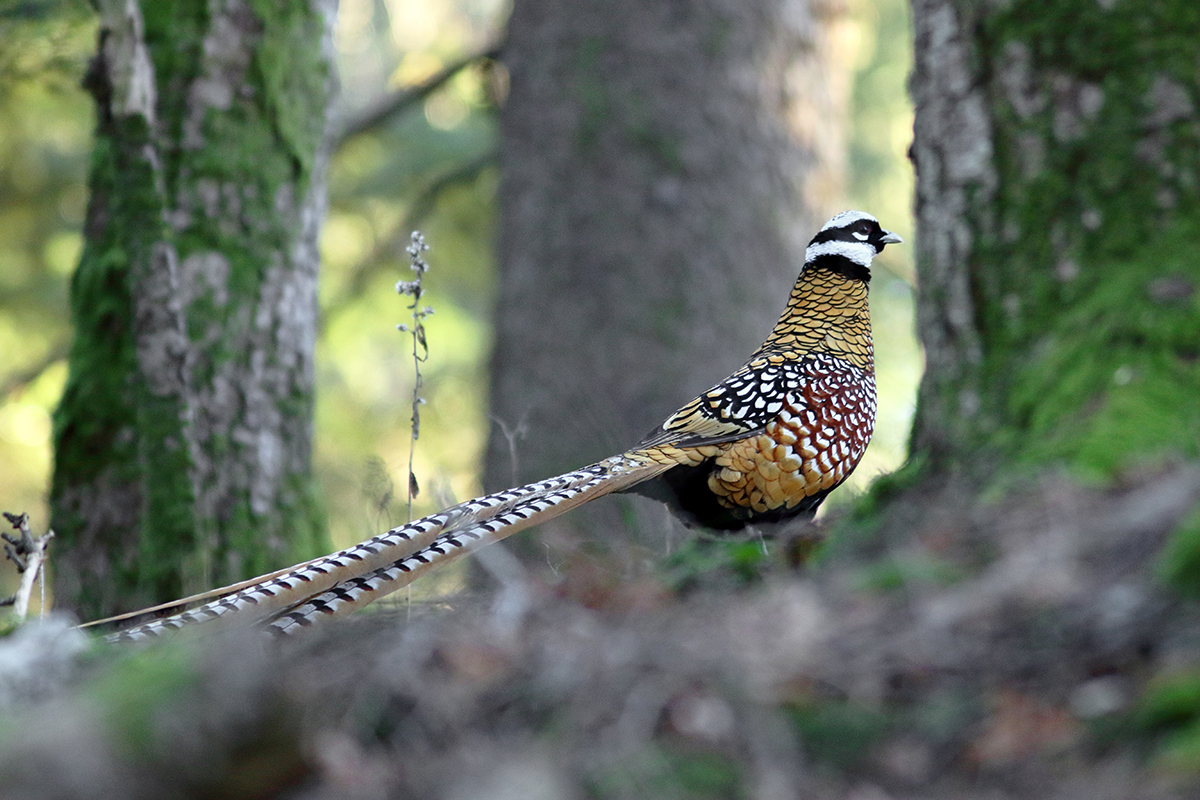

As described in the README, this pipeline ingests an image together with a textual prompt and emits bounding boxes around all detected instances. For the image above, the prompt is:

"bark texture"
[487,0,855,554]
[910,0,1200,477]
[51,0,336,617]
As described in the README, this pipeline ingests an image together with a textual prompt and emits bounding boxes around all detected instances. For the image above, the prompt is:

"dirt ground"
[2,466,1200,800]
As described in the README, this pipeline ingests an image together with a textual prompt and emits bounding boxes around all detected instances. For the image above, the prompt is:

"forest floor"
[2,465,1200,800]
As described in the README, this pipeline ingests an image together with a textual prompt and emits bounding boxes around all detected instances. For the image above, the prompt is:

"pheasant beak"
[880,230,903,245]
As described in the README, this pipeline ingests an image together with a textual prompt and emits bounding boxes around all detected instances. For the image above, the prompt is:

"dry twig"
[396,232,434,520]
[2,512,53,619]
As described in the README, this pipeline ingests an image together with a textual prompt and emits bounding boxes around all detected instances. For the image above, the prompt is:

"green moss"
[588,745,744,799]
[141,1,206,181]
[52,72,201,610]
[1155,725,1200,774]
[52,115,161,489]
[1001,220,1200,478]
[947,0,1200,477]
[1132,671,1200,774]
[664,750,742,797]
[661,536,774,592]
[573,35,609,155]
[853,554,964,594]
[82,640,306,794]
[52,247,138,483]
[1158,503,1200,596]
[88,641,202,755]
[135,390,200,600]
[786,699,889,770]
[246,0,330,183]
[1138,672,1200,729]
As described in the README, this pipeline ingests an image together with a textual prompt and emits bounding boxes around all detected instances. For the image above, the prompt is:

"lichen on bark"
[52,0,335,616]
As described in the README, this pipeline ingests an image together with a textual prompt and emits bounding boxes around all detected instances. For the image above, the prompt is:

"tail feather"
[104,454,669,642]
[264,454,671,636]
[79,554,358,629]
[103,510,457,642]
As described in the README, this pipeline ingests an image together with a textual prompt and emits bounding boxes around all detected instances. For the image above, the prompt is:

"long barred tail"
[104,453,670,643]
[263,453,671,636]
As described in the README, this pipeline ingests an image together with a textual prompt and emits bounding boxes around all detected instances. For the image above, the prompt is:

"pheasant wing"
[635,356,807,449]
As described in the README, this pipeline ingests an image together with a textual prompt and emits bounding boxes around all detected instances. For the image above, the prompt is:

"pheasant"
[97,211,900,642]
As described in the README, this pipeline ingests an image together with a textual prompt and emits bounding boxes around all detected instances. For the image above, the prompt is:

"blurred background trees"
[0,0,917,609]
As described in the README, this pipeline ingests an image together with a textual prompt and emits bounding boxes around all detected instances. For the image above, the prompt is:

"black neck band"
[806,254,871,282]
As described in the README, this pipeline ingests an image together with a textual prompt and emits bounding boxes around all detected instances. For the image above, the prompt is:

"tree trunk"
[909,0,1200,477]
[486,0,855,562]
[51,0,336,617]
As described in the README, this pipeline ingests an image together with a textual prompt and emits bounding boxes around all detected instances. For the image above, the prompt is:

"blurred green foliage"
[1159,502,1200,597]
[588,745,744,800]
[0,0,918,605]
[852,552,964,593]
[659,536,776,593]
[786,698,890,771]
[1134,671,1200,774]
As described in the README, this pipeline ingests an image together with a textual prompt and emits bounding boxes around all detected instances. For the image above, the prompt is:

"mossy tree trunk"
[51,0,336,618]
[486,0,855,561]
[909,0,1200,480]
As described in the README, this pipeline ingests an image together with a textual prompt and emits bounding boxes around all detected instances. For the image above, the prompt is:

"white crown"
[820,210,878,232]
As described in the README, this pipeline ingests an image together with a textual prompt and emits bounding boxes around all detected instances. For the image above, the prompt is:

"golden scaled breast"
[757,273,874,372]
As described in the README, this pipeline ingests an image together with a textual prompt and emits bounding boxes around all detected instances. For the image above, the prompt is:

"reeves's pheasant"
[99,211,900,641]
